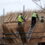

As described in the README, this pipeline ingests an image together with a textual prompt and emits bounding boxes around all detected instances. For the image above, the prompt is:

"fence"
[0,32,45,39]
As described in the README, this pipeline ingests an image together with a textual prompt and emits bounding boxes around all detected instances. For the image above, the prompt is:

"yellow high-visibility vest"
[32,13,37,17]
[17,15,23,22]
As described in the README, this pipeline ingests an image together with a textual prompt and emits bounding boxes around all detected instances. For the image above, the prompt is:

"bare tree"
[32,0,45,12]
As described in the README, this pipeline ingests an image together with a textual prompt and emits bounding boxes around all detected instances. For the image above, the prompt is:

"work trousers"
[31,17,36,28]
[17,22,27,44]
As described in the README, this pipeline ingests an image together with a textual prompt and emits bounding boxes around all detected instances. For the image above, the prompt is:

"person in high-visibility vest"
[17,13,25,26]
[31,12,37,28]
[17,13,27,45]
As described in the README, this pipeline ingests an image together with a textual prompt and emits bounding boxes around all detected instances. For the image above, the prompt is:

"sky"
[0,0,45,16]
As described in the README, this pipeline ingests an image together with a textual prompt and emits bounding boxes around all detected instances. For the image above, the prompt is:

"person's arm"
[36,14,39,20]
[21,16,26,22]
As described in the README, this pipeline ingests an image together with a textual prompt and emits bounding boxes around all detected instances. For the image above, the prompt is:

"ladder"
[27,23,37,42]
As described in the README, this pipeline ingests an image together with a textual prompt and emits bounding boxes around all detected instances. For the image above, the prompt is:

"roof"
[0,11,45,44]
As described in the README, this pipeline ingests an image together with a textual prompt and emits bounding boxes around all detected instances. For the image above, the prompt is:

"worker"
[17,13,27,45]
[17,13,25,26]
[31,12,37,28]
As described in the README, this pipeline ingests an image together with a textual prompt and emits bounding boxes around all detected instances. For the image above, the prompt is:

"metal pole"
[23,5,25,16]
[3,8,5,40]
[3,8,5,24]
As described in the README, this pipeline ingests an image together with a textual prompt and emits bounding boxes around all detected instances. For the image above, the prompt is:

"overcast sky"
[0,0,45,16]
